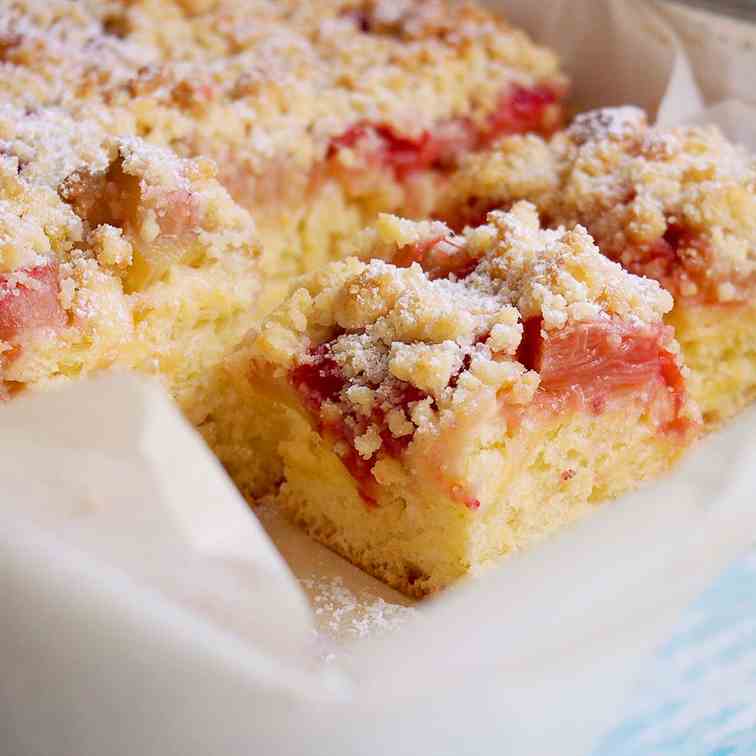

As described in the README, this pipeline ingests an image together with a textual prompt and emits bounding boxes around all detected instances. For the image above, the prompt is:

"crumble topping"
[0,104,114,190]
[250,203,679,480]
[566,105,647,145]
[442,107,756,303]
[0,158,84,274]
[1,0,566,214]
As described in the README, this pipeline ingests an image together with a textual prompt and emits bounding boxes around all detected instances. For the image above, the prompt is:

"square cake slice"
[244,203,700,596]
[0,104,260,414]
[439,107,756,424]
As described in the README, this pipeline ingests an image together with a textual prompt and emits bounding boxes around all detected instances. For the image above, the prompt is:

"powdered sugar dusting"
[444,106,756,303]
[567,105,647,144]
[255,499,418,661]
[303,575,418,649]
[1,0,565,186]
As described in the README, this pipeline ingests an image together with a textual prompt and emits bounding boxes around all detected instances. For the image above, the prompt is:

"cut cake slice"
[243,203,700,596]
[0,104,260,415]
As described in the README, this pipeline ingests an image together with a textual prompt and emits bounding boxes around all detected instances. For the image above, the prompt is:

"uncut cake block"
[243,203,700,596]
[439,107,756,424]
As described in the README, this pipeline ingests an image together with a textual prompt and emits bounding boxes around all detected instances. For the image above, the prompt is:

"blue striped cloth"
[595,550,756,755]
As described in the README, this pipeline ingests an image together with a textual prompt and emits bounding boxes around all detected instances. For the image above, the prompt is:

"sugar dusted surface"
[256,497,417,653]
[304,575,417,645]
[255,201,672,365]
[1,0,565,198]
[250,202,681,473]
[439,107,756,422]
[443,106,756,303]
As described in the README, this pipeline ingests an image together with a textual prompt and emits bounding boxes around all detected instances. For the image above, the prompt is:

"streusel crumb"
[1,0,565,197]
[442,107,756,304]
[250,202,677,462]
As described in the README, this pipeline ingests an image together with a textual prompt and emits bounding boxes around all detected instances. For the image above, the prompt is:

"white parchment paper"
[2,3,756,755]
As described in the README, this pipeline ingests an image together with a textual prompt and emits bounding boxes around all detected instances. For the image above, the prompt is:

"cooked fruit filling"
[290,312,690,505]
[0,264,65,347]
[618,223,755,305]
[59,147,214,292]
[484,84,562,143]
[327,84,564,182]
[290,341,431,505]
[517,316,688,431]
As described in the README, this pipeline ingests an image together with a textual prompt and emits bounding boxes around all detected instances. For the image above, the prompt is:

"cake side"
[666,303,756,425]
[243,204,700,595]
[278,397,688,596]
[439,107,756,422]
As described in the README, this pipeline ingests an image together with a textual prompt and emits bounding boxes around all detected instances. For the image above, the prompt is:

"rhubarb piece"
[440,107,756,424]
[326,82,563,181]
[0,264,66,344]
[244,203,699,596]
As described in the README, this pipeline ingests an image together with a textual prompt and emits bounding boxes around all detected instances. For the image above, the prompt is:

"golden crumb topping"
[0,157,84,273]
[356,202,672,326]
[249,202,676,464]
[1,0,565,207]
[0,100,258,282]
[442,107,756,303]
[0,104,114,190]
